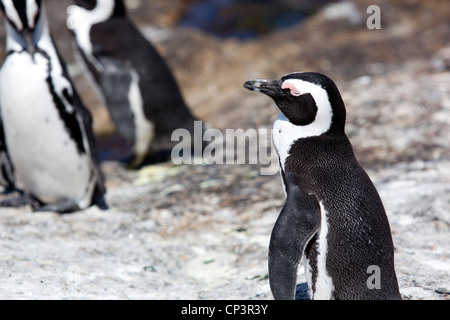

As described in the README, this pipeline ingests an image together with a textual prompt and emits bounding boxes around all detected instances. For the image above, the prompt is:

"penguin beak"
[243,79,284,97]
[23,28,36,56]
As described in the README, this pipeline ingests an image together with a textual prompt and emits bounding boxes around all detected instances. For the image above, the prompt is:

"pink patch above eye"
[281,82,301,96]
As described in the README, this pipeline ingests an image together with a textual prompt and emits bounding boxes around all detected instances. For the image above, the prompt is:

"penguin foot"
[143,149,172,165]
[125,153,146,170]
[0,193,38,208]
[126,149,173,170]
[94,196,109,211]
[32,200,80,214]
[295,283,311,300]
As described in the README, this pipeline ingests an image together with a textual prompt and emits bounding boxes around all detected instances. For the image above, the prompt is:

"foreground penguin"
[0,0,106,213]
[244,72,401,300]
[67,0,201,168]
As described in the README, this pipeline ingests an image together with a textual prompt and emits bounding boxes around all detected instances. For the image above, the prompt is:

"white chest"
[272,112,304,172]
[0,52,92,205]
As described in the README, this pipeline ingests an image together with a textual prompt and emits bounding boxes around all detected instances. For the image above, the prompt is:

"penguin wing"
[71,92,107,206]
[269,171,321,300]
[53,47,106,204]
[96,56,136,145]
[0,109,15,189]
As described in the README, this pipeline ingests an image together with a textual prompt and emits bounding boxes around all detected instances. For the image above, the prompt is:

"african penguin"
[0,0,106,213]
[67,0,201,168]
[244,72,401,300]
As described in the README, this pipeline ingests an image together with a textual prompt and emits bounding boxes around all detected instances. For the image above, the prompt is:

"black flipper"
[0,111,15,190]
[52,40,107,210]
[97,56,136,148]
[269,171,321,300]
[71,91,107,209]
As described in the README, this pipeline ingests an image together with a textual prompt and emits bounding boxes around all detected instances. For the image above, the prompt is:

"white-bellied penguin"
[67,0,201,168]
[0,0,106,213]
[244,72,401,300]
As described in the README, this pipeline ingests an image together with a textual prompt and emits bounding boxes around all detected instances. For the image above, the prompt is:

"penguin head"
[67,0,126,33]
[71,0,126,16]
[0,0,42,32]
[0,0,44,54]
[244,72,346,137]
[73,0,97,10]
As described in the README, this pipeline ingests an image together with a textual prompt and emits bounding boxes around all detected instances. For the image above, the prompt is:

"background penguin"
[0,0,106,213]
[67,0,202,168]
[244,72,401,300]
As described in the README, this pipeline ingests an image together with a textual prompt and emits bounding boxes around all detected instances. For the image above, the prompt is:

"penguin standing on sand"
[0,0,106,213]
[67,0,201,168]
[244,72,401,300]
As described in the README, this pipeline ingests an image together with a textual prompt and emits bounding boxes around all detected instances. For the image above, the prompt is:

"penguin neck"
[32,8,54,55]
[5,7,53,55]
[111,0,126,17]
[5,24,25,52]
[68,0,116,60]
[92,0,116,22]
[273,111,351,173]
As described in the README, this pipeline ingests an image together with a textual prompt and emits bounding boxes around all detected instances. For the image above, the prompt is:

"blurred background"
[0,0,448,166]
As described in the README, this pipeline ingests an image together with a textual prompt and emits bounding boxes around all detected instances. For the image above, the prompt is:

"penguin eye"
[281,81,301,96]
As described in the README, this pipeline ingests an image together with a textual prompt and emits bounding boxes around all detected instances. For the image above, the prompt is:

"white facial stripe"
[2,0,23,30]
[67,0,115,65]
[281,79,333,135]
[272,79,333,170]
[26,0,39,28]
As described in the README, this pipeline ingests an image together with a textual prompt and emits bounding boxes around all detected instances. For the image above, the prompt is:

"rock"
[400,287,434,300]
